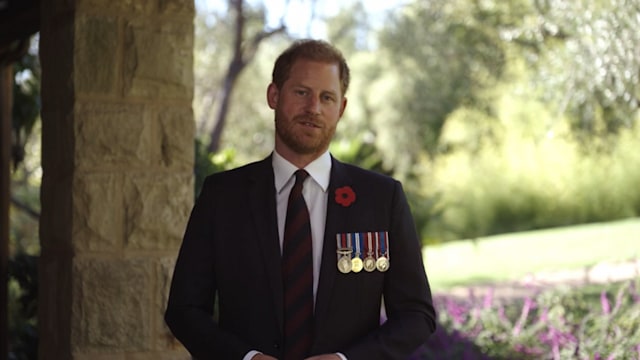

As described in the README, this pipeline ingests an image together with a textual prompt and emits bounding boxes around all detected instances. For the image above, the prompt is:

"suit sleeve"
[164,176,252,359]
[344,180,437,359]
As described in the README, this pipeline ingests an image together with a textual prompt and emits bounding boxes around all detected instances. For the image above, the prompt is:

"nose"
[305,95,321,115]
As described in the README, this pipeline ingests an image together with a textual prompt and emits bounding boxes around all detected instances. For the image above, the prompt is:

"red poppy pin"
[335,186,356,207]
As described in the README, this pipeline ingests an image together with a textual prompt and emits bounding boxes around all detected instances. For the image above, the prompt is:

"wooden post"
[0,63,12,360]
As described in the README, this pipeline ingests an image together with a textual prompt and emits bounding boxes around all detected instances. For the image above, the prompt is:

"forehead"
[286,59,342,94]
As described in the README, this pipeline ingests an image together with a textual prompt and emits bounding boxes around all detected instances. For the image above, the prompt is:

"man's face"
[267,59,347,160]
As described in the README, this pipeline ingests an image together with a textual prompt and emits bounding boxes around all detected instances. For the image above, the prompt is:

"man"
[165,39,436,360]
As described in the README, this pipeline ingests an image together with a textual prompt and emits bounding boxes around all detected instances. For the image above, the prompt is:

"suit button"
[273,342,280,350]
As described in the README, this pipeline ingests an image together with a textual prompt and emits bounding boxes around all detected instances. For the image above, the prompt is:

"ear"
[267,83,279,109]
[338,97,348,118]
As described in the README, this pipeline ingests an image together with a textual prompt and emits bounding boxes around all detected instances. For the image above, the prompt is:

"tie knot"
[294,169,309,185]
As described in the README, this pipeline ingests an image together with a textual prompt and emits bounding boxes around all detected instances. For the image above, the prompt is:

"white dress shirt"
[244,151,347,360]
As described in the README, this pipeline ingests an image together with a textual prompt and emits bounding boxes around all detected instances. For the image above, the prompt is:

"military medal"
[337,248,352,273]
[376,256,389,272]
[376,231,390,272]
[363,232,376,272]
[336,234,353,274]
[351,233,363,273]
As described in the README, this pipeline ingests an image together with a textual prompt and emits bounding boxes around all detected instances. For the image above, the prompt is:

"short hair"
[272,39,350,96]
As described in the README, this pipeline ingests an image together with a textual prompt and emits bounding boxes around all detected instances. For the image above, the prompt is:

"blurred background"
[7,0,640,358]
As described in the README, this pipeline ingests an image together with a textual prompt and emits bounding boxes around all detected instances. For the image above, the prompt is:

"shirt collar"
[273,150,332,194]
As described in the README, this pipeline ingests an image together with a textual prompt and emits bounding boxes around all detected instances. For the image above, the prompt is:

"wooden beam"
[0,63,12,360]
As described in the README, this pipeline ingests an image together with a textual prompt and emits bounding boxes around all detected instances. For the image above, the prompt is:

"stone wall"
[39,0,194,358]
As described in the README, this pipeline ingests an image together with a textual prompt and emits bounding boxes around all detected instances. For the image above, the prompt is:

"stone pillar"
[39,0,194,358]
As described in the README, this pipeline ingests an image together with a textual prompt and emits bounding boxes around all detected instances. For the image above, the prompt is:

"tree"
[511,0,640,139]
[365,0,510,176]
[198,0,286,154]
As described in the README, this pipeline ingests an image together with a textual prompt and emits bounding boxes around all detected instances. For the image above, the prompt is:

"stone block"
[72,353,126,360]
[72,174,123,252]
[124,173,193,250]
[158,106,194,170]
[123,20,193,99]
[75,16,119,95]
[75,102,151,170]
[158,0,195,16]
[76,0,156,14]
[72,258,152,352]
[154,257,185,350]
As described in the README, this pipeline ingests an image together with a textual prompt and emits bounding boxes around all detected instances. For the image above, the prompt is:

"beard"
[274,111,336,155]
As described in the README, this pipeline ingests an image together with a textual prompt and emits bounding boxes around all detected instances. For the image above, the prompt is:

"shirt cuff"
[243,350,262,360]
[336,352,348,360]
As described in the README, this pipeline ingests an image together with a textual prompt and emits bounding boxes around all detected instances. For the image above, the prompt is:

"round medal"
[363,256,376,272]
[338,255,352,274]
[351,257,363,273]
[376,256,389,272]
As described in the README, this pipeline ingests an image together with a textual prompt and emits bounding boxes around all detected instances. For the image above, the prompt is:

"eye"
[294,89,308,96]
[322,94,336,102]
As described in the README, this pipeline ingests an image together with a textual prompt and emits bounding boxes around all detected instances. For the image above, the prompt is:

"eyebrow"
[292,83,339,96]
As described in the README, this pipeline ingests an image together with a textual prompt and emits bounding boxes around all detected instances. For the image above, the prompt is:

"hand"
[251,355,277,360]
[305,354,342,360]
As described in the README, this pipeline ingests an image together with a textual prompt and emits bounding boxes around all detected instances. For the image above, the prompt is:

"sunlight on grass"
[423,218,640,291]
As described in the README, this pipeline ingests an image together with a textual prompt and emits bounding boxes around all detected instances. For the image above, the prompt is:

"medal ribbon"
[336,234,345,261]
[379,231,388,257]
[353,233,361,258]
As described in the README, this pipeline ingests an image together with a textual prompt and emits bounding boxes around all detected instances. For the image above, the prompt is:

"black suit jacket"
[165,155,436,359]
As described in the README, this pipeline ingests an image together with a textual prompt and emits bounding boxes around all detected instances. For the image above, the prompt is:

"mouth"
[301,121,321,128]
[297,117,322,128]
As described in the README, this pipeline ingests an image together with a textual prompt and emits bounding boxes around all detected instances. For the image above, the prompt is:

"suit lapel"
[314,157,352,336]
[248,156,284,333]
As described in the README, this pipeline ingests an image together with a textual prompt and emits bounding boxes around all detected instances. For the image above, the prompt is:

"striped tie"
[282,169,314,359]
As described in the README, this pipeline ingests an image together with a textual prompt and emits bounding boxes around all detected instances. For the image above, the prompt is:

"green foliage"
[424,87,640,242]
[374,0,508,165]
[325,1,370,54]
[11,37,40,169]
[512,0,640,137]
[194,138,238,197]
[190,0,640,243]
[330,137,391,176]
[8,35,41,360]
[8,253,38,360]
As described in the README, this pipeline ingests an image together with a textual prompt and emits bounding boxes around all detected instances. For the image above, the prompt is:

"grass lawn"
[422,218,640,291]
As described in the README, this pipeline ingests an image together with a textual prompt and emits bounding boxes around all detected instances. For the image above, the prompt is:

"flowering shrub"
[412,279,640,359]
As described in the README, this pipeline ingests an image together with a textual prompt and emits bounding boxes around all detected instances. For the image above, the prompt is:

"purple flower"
[445,297,467,325]
[513,296,535,336]
[601,290,611,315]
[483,288,494,309]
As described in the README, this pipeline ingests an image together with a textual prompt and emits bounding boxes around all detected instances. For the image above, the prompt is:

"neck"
[274,146,326,169]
